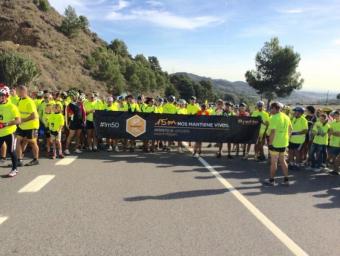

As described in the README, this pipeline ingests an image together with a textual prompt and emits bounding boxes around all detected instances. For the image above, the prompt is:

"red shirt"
[198,110,210,116]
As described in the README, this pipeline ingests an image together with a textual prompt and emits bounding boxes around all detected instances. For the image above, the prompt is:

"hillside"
[0,1,133,93]
[174,72,338,104]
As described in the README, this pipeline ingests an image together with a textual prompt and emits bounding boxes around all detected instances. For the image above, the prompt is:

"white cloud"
[280,8,304,14]
[106,9,223,29]
[112,0,130,11]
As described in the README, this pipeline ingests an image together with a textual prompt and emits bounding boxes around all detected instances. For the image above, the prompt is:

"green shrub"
[34,0,50,12]
[0,51,40,87]
[60,6,89,37]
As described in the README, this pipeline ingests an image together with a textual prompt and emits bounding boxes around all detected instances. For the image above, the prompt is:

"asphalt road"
[0,145,339,256]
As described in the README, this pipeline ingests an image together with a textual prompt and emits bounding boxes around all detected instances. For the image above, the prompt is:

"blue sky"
[49,0,340,92]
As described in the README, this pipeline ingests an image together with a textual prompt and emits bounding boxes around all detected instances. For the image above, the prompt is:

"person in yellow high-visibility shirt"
[9,87,20,106]
[84,92,103,151]
[288,106,308,170]
[34,91,44,109]
[186,96,201,115]
[265,102,292,186]
[251,101,270,161]
[141,97,156,152]
[326,111,340,175]
[0,84,21,177]
[105,97,119,152]
[163,96,178,114]
[177,99,188,153]
[162,96,178,151]
[16,85,40,167]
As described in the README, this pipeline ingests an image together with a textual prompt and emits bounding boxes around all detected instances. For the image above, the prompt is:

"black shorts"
[328,146,340,156]
[289,143,303,150]
[69,121,83,130]
[86,120,94,130]
[16,127,38,140]
[269,146,286,153]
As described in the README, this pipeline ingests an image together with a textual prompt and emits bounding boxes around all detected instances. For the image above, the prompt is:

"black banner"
[94,111,261,143]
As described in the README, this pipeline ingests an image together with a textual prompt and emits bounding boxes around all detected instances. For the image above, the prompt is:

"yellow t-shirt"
[105,102,119,111]
[290,116,308,144]
[329,120,340,148]
[10,95,20,106]
[0,101,20,137]
[48,113,65,132]
[177,108,188,115]
[141,105,155,113]
[186,103,200,115]
[18,97,39,130]
[85,100,103,122]
[34,98,43,109]
[38,100,55,120]
[312,121,330,145]
[163,103,177,114]
[252,110,270,135]
[268,112,292,148]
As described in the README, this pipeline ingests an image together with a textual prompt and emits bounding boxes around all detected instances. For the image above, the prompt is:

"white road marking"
[55,156,77,166]
[0,216,8,225]
[183,143,309,256]
[18,175,55,193]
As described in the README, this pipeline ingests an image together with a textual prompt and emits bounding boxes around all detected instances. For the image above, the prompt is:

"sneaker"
[51,155,56,160]
[64,149,70,155]
[8,169,18,177]
[281,177,290,186]
[58,154,65,159]
[322,167,332,172]
[243,154,249,160]
[329,171,339,176]
[88,146,93,151]
[75,149,82,154]
[178,147,183,153]
[263,178,276,187]
[114,146,119,152]
[216,152,222,158]
[107,146,113,152]
[93,146,98,152]
[25,159,39,166]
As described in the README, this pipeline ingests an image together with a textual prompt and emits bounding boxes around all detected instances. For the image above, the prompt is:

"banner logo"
[126,115,146,137]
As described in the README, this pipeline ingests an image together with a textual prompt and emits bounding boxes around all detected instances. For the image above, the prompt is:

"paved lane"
[0,146,339,255]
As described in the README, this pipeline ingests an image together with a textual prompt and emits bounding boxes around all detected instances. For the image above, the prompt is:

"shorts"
[50,131,62,141]
[86,120,94,130]
[39,123,50,138]
[16,127,38,140]
[289,143,303,150]
[328,146,340,156]
[69,121,83,130]
[269,145,286,153]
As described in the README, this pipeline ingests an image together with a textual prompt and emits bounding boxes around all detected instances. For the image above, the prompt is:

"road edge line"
[183,143,308,256]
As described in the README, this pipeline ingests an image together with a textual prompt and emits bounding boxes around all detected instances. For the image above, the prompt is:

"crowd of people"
[0,83,339,185]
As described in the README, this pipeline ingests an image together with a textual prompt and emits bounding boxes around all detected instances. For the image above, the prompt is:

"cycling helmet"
[256,101,265,107]
[68,89,79,98]
[168,95,176,103]
[0,84,10,97]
